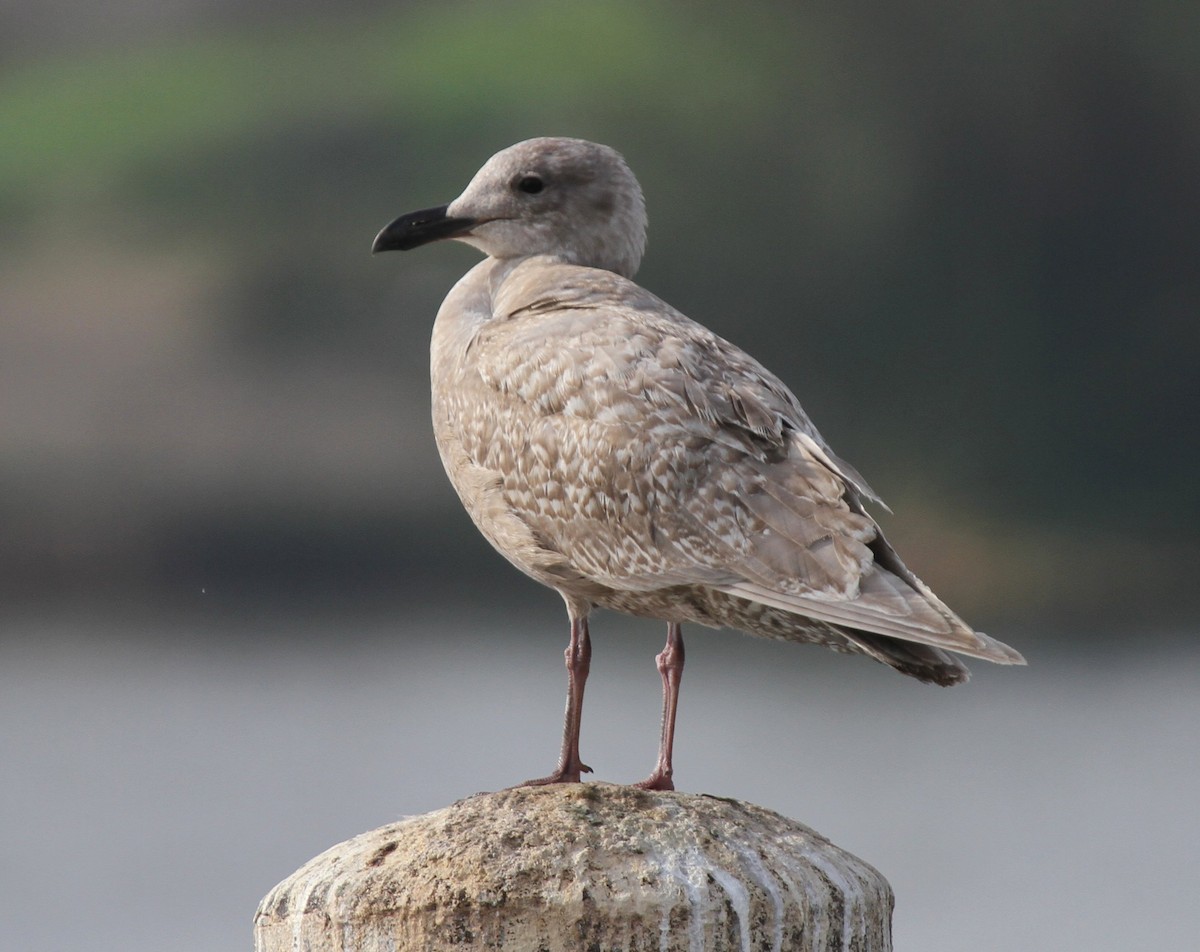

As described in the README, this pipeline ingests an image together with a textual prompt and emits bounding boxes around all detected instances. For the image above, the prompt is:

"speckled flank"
[253,785,894,952]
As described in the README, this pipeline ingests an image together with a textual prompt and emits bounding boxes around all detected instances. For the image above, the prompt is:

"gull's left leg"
[521,613,593,785]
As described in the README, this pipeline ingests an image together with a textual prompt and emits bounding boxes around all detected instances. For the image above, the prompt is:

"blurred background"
[1,1,1196,949]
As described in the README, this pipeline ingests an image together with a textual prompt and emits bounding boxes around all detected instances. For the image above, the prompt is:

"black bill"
[372,204,479,253]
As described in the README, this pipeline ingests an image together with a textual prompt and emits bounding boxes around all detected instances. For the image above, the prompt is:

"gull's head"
[373,137,647,278]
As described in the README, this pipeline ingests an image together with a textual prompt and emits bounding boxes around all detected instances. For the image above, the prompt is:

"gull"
[373,137,1024,791]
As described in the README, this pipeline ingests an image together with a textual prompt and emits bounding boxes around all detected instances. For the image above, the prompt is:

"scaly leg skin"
[521,615,593,785]
[635,622,685,791]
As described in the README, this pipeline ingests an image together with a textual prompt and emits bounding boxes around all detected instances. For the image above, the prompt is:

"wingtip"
[972,631,1027,666]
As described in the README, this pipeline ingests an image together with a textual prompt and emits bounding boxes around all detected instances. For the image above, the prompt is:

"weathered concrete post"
[254,784,893,951]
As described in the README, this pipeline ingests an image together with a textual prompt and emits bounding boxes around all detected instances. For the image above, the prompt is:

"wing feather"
[470,259,1023,667]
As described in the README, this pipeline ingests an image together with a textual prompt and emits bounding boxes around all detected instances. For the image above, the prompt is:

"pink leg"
[522,615,593,785]
[635,622,685,791]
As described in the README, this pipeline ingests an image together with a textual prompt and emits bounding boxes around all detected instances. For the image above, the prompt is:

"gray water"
[1,610,1196,951]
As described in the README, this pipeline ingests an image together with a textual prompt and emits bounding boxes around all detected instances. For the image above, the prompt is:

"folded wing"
[476,260,1025,668]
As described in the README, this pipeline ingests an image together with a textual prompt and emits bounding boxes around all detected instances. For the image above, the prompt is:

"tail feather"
[721,577,1025,665]
[837,629,970,686]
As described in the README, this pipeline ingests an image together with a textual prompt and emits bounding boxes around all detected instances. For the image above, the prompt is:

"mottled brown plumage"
[373,137,1024,789]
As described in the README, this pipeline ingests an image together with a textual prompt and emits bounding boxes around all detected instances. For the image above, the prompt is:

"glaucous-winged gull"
[373,137,1024,790]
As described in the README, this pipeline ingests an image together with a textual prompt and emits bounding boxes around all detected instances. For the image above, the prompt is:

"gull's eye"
[516,175,545,194]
